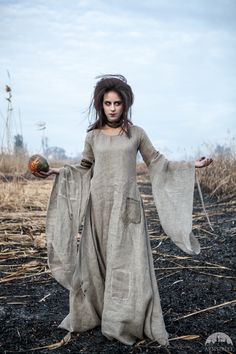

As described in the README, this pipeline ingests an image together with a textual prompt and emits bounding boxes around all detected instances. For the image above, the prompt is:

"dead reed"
[0,136,235,211]
[0,152,28,176]
[196,153,236,198]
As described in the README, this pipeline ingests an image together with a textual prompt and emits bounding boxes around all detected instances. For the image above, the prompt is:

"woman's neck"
[104,117,124,128]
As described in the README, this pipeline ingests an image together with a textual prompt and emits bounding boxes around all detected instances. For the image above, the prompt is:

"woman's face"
[102,90,123,123]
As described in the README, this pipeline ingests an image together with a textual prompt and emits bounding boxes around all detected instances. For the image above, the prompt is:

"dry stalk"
[174,299,236,321]
[169,334,200,341]
[154,266,233,270]
[27,332,72,351]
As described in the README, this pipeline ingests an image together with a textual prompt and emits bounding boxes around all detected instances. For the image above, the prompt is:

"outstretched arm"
[33,168,60,178]
[138,126,213,169]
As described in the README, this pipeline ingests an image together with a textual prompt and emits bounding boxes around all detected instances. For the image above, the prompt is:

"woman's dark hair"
[87,74,134,137]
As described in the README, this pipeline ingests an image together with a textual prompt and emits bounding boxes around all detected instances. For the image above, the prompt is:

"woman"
[35,74,212,346]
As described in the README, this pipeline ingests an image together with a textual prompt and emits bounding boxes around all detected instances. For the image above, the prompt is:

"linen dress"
[46,124,200,346]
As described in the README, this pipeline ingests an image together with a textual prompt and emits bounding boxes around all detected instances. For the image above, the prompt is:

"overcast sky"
[0,0,235,159]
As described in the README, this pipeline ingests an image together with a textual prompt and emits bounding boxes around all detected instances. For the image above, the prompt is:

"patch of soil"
[0,174,235,353]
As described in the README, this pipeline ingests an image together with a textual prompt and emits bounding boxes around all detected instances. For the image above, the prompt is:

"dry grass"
[0,153,28,176]
[0,153,66,211]
[196,152,236,198]
[0,153,65,176]
[0,142,235,213]
[0,179,52,212]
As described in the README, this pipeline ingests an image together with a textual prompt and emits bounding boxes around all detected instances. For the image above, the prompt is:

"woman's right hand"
[33,168,60,178]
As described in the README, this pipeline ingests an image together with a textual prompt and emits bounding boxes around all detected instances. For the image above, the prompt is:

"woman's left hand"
[195,156,213,168]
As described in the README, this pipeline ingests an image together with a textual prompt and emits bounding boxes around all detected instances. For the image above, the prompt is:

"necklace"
[104,117,124,128]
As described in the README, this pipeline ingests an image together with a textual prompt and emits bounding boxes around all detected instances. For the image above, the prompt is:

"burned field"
[0,172,235,354]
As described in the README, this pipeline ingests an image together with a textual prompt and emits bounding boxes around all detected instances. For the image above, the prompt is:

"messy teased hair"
[87,74,134,138]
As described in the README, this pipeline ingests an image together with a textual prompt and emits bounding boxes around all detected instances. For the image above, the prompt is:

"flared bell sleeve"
[138,127,200,255]
[45,133,94,290]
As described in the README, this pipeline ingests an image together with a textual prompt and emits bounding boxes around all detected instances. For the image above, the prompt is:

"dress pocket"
[122,197,141,224]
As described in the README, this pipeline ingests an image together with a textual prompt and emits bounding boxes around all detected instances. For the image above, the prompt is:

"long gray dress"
[46,124,200,346]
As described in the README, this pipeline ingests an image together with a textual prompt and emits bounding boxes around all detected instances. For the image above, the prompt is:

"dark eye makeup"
[104,101,122,106]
